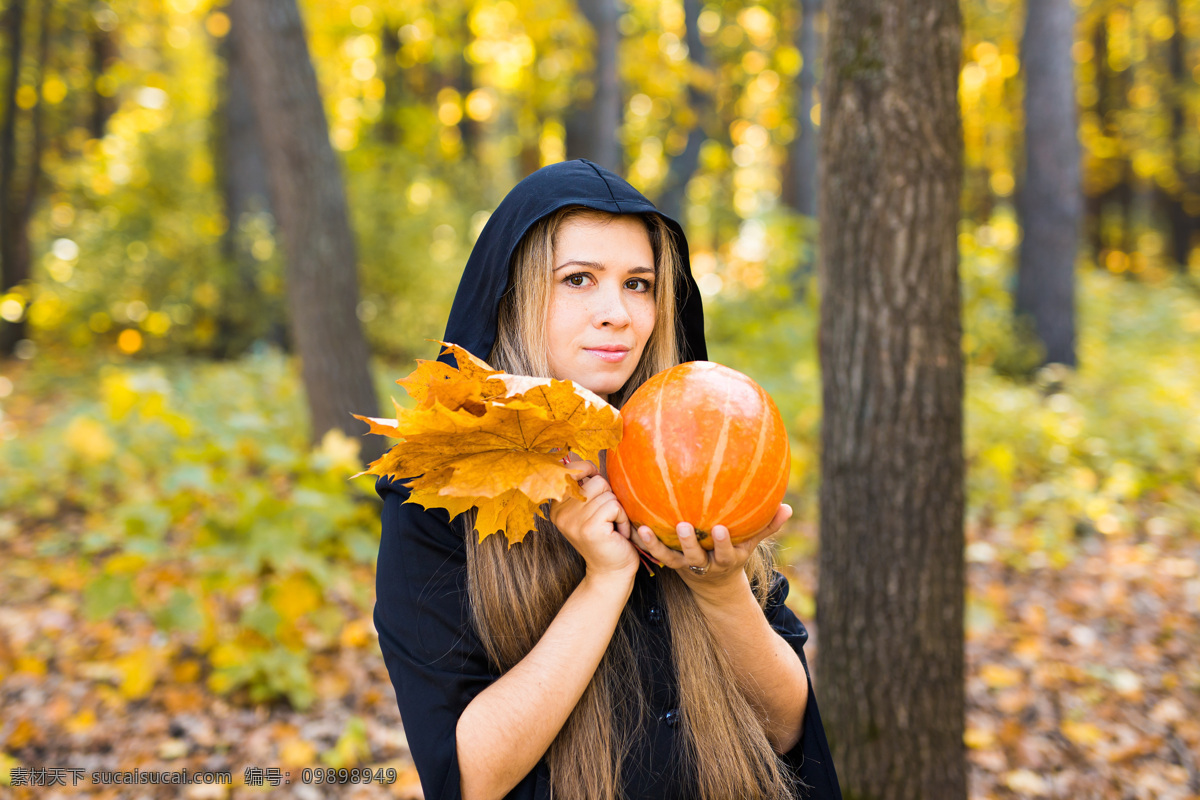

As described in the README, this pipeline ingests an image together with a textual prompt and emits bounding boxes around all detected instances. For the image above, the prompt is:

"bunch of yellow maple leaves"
[354,342,622,545]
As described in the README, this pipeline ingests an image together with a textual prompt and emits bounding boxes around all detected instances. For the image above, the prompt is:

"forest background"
[1,0,1199,797]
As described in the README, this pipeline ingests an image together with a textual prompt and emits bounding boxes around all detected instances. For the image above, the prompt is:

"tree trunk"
[785,0,821,219]
[1015,0,1080,369]
[816,0,966,796]
[378,21,401,145]
[213,21,282,357]
[1165,0,1193,271]
[1085,16,1107,264]
[655,0,708,224]
[88,17,116,139]
[565,0,622,173]
[1,0,29,355]
[1,0,49,357]
[227,0,383,464]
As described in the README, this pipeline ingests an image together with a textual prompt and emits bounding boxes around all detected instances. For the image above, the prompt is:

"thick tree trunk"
[213,22,281,357]
[565,0,622,173]
[655,0,708,224]
[816,0,966,797]
[1015,0,1080,368]
[785,0,821,218]
[227,0,383,463]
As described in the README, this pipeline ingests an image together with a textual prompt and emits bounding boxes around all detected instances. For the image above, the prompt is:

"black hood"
[437,158,707,370]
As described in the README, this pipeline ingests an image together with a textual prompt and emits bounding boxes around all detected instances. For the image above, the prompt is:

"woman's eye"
[566,274,587,287]
[627,279,653,292]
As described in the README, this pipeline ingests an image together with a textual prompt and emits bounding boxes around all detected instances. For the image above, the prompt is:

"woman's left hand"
[633,504,793,600]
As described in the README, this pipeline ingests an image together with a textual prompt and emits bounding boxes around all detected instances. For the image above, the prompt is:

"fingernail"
[677,525,692,538]
[713,527,727,541]
[640,529,651,543]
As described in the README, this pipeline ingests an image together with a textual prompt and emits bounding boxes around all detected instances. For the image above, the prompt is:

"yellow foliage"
[114,646,167,699]
[65,416,116,462]
[270,572,322,622]
[64,708,97,734]
[980,663,1023,689]
[1061,719,1106,747]
[964,726,997,750]
[356,341,621,545]
[280,737,318,766]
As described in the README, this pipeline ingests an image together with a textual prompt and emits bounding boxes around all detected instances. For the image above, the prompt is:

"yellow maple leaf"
[354,341,621,545]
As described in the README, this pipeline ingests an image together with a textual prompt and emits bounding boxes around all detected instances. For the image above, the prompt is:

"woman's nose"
[593,285,632,327]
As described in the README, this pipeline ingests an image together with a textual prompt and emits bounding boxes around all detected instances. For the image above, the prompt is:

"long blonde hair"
[462,206,799,799]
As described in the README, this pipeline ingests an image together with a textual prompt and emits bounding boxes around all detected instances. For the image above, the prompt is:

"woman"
[374,159,841,800]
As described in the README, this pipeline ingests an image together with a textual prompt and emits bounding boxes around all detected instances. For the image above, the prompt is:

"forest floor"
[3,513,1198,799]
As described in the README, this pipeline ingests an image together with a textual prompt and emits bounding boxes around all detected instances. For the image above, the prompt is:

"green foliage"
[0,350,379,707]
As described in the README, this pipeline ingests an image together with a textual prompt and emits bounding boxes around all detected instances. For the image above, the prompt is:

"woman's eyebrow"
[554,260,655,274]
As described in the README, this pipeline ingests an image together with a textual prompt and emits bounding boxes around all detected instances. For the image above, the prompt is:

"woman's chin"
[574,377,622,401]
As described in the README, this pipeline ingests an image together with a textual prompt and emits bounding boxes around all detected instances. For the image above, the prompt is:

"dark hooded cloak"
[373,159,842,800]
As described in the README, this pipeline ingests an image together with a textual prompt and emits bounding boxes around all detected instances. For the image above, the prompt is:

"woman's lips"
[585,348,628,362]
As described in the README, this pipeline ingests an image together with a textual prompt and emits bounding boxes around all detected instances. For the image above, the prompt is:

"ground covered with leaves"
[2,270,1199,798]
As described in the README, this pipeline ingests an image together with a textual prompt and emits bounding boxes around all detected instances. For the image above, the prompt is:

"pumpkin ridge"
[700,376,735,521]
[712,384,771,523]
[652,372,682,520]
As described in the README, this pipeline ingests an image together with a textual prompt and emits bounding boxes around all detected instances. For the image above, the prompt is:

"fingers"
[578,474,609,501]
[674,522,711,569]
[634,526,685,569]
[566,459,599,481]
[710,524,737,568]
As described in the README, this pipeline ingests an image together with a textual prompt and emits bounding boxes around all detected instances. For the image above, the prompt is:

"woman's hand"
[633,504,793,601]
[548,455,640,579]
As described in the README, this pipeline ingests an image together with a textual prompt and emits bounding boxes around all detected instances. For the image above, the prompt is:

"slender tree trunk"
[1165,0,1193,271]
[1015,0,1080,368]
[0,0,29,355]
[655,0,709,223]
[227,0,383,463]
[452,6,478,156]
[817,0,966,796]
[565,0,622,173]
[785,0,821,218]
[378,21,400,145]
[88,18,116,139]
[1086,16,1108,264]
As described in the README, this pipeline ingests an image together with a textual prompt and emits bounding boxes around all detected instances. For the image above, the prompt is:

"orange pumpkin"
[607,361,790,551]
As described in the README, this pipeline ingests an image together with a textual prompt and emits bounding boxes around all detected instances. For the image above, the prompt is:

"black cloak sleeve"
[763,571,844,799]
[373,476,550,800]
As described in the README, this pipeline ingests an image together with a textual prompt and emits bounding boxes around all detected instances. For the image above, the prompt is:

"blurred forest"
[1,0,1199,797]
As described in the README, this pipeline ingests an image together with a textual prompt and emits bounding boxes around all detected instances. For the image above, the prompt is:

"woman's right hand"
[548,456,639,579]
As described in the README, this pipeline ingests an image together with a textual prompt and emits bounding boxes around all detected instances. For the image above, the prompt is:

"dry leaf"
[355,341,622,545]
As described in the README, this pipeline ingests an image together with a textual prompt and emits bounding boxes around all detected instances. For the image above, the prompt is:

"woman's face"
[546,214,657,401]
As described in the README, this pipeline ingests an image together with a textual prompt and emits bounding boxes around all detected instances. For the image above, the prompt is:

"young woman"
[374,159,841,800]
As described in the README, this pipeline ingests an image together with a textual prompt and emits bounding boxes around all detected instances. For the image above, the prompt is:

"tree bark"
[1,0,40,356]
[816,0,966,796]
[1165,0,1193,271]
[655,0,708,224]
[88,17,116,139]
[0,0,28,305]
[1015,0,1080,368]
[213,21,282,357]
[784,0,822,218]
[565,0,622,173]
[227,0,383,463]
